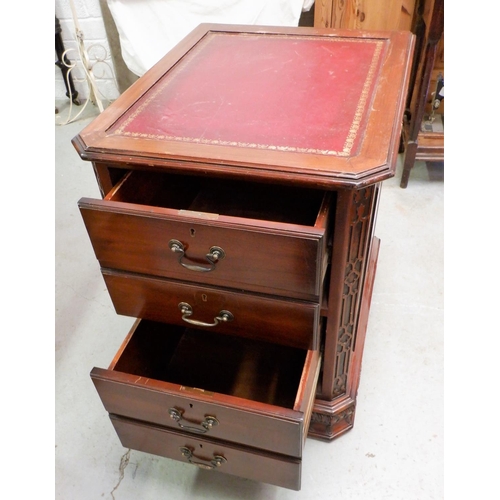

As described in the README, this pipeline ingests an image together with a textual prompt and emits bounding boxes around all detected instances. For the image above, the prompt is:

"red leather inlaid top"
[110,32,385,157]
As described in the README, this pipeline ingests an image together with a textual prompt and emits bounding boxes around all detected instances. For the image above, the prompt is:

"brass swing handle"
[178,302,234,328]
[168,239,225,272]
[168,408,219,434]
[179,446,227,470]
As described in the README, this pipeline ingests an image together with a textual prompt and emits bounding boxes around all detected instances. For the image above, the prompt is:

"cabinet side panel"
[320,185,376,400]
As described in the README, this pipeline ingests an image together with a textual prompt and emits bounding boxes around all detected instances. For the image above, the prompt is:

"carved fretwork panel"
[332,187,375,397]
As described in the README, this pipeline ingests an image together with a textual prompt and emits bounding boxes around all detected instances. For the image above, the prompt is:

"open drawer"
[91,319,321,462]
[79,170,333,301]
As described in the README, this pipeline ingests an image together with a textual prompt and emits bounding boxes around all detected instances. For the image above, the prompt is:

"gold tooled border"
[112,33,384,157]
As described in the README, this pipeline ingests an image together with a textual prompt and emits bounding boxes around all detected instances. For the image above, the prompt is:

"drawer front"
[102,269,319,350]
[92,369,304,457]
[110,415,302,490]
[91,320,322,457]
[79,199,327,301]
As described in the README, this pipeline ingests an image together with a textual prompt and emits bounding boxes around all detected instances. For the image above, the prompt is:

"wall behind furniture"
[55,0,316,104]
[55,0,120,102]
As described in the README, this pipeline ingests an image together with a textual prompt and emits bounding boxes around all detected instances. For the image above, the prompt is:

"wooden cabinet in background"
[314,0,417,31]
[400,0,444,187]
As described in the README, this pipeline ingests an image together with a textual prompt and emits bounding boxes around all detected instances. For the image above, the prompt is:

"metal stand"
[55,16,80,105]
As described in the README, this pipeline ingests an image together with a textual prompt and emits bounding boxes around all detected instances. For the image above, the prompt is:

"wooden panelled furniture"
[73,24,414,490]
[314,0,417,31]
[400,0,444,188]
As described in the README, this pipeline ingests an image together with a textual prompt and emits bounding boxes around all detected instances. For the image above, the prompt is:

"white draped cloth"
[107,0,315,76]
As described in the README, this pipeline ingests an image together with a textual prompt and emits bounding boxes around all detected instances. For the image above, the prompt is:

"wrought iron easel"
[55,1,118,125]
[55,16,80,106]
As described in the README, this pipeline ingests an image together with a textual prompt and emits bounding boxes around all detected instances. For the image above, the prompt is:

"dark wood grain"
[78,171,331,301]
[109,414,303,490]
[101,269,320,350]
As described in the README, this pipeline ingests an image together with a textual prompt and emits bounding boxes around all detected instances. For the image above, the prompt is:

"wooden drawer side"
[294,350,322,447]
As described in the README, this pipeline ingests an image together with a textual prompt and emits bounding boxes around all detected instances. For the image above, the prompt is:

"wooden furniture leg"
[400,0,443,188]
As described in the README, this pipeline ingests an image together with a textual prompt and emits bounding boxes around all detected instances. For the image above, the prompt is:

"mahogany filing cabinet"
[72,24,414,490]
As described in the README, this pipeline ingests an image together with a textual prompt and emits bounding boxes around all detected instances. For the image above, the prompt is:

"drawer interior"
[112,319,308,409]
[107,170,327,227]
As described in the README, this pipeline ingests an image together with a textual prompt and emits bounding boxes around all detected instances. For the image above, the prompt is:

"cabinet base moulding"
[309,400,356,440]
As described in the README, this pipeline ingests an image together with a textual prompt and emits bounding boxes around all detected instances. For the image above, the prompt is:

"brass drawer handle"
[178,302,234,327]
[168,407,219,434]
[179,446,227,470]
[169,239,225,272]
